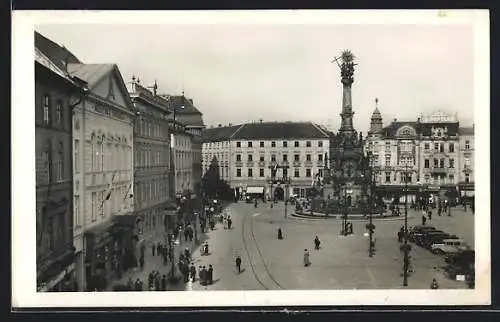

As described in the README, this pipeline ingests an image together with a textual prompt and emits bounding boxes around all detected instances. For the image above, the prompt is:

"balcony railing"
[429,167,447,174]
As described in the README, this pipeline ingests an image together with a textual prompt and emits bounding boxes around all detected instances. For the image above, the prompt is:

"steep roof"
[381,121,419,138]
[201,124,244,143]
[233,122,330,140]
[159,94,205,127]
[201,122,330,142]
[35,31,82,72]
[66,64,115,88]
[459,127,474,135]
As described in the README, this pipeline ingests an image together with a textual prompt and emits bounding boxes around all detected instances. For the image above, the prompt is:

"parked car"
[431,238,470,255]
[417,231,451,248]
[444,249,475,281]
[409,225,436,242]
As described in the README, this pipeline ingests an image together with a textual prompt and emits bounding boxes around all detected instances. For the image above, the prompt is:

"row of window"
[235,168,323,178]
[137,118,166,139]
[424,158,455,169]
[39,141,65,184]
[89,185,131,223]
[136,179,168,206]
[235,153,324,162]
[40,94,65,129]
[89,141,131,172]
[423,142,455,153]
[369,141,472,152]
[135,148,167,168]
[205,140,325,149]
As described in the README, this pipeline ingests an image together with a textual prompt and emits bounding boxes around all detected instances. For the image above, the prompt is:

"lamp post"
[402,163,410,287]
[342,187,348,236]
[365,152,375,257]
[284,176,291,218]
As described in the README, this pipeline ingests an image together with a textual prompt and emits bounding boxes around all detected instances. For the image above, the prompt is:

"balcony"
[317,161,324,167]
[246,161,254,167]
[258,161,266,167]
[429,167,447,174]
[304,160,313,167]
[281,161,290,167]
[292,161,301,167]
[235,161,243,167]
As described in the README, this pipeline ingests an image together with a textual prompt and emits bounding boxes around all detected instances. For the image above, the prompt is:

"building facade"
[70,63,135,291]
[201,122,330,199]
[169,95,206,209]
[35,35,82,291]
[458,126,475,198]
[128,79,173,250]
[365,108,473,204]
[365,101,420,203]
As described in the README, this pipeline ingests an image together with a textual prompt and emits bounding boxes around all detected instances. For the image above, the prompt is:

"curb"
[290,213,412,222]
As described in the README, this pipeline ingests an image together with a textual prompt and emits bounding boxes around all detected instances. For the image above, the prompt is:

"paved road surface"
[187,202,473,291]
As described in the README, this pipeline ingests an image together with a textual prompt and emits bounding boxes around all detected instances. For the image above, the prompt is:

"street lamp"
[365,152,375,257]
[402,163,411,287]
[284,176,291,218]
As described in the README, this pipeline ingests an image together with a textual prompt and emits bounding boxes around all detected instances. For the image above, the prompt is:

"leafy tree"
[202,156,222,199]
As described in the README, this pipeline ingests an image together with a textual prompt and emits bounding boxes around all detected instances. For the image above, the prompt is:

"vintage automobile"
[431,238,470,255]
[416,230,450,248]
[408,225,436,242]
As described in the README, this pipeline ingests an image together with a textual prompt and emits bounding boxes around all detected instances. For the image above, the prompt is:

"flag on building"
[105,173,117,201]
[123,182,133,201]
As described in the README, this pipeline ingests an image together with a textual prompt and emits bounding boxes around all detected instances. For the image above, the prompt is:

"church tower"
[369,98,383,135]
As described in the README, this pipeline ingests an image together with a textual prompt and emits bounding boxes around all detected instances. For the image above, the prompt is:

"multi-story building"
[418,111,461,200]
[365,103,420,203]
[128,78,174,249]
[201,122,330,199]
[35,32,84,291]
[70,62,135,290]
[166,95,205,209]
[458,125,475,198]
[365,107,469,204]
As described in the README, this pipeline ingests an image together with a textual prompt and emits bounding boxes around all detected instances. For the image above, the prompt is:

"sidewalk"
[109,230,205,291]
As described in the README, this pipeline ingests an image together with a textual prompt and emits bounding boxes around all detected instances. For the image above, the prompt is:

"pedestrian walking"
[157,243,161,257]
[126,277,133,291]
[155,274,160,291]
[236,256,242,273]
[314,236,321,250]
[430,278,439,289]
[152,242,156,257]
[208,264,214,285]
[139,255,145,270]
[198,265,203,282]
[227,216,232,229]
[161,275,167,291]
[421,215,427,226]
[303,249,311,267]
[201,266,207,286]
[278,228,283,240]
[428,210,432,221]
[190,263,197,282]
[134,278,142,291]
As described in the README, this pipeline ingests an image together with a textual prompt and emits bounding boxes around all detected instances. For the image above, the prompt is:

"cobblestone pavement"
[185,202,473,291]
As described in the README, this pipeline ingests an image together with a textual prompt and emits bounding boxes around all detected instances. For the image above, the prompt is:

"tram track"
[241,212,286,290]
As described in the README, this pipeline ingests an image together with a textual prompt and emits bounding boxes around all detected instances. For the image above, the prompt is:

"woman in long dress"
[303,249,310,267]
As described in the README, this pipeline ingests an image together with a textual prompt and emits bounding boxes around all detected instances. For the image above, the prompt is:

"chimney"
[259,119,263,124]
[228,123,232,126]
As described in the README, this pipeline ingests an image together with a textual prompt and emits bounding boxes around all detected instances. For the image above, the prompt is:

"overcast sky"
[36,23,474,132]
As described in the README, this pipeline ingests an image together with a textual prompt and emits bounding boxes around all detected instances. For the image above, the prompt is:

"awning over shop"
[246,186,265,194]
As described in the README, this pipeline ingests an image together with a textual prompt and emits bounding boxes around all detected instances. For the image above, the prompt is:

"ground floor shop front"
[83,214,136,291]
[37,246,77,292]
